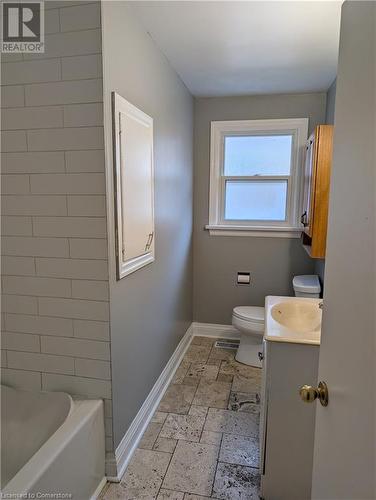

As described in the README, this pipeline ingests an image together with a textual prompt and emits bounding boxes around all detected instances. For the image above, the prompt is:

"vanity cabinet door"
[260,341,320,500]
[259,340,269,476]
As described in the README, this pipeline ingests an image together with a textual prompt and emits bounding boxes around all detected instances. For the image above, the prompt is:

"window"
[207,118,308,237]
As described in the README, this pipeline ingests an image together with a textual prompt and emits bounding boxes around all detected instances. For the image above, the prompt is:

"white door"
[311,3,375,499]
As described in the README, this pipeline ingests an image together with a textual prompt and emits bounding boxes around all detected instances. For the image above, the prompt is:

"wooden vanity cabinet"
[301,125,333,258]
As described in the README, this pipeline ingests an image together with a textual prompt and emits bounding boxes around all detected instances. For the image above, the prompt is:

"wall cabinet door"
[112,92,155,279]
[301,125,333,258]
[301,134,316,238]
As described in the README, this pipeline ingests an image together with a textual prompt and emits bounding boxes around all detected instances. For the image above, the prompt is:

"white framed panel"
[112,92,155,279]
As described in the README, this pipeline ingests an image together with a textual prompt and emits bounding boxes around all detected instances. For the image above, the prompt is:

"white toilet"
[232,275,321,367]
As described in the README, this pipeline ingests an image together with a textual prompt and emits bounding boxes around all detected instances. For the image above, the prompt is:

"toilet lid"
[233,306,265,323]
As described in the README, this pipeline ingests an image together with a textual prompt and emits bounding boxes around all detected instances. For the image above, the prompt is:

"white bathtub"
[1,385,106,499]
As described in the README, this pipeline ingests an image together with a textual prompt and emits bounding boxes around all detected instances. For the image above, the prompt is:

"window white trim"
[208,118,309,237]
[205,225,302,238]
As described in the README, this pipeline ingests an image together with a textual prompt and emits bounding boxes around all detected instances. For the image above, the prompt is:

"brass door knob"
[299,381,329,407]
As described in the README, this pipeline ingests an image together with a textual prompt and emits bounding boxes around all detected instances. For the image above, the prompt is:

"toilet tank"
[293,275,321,298]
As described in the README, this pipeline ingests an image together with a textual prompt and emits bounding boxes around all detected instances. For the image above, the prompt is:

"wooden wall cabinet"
[301,125,333,258]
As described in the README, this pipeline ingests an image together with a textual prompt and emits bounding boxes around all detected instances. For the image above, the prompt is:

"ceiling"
[131,1,342,97]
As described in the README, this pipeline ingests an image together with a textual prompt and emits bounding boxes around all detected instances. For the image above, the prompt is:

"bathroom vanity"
[260,296,321,500]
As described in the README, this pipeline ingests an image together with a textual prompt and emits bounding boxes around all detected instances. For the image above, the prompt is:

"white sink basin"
[265,296,322,345]
[271,301,321,333]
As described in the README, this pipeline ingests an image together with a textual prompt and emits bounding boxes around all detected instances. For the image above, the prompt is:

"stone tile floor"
[101,336,262,499]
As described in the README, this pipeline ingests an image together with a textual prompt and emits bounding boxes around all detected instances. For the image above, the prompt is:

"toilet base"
[235,333,263,367]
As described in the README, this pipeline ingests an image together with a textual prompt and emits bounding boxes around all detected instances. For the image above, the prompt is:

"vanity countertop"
[264,295,322,346]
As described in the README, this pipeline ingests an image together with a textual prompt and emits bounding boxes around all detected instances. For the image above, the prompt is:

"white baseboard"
[106,323,193,482]
[91,476,107,500]
[191,322,240,340]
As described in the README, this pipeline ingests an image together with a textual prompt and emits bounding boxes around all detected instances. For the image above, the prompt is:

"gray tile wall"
[1,1,113,452]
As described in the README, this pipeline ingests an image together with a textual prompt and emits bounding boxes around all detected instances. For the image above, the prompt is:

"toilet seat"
[233,306,265,324]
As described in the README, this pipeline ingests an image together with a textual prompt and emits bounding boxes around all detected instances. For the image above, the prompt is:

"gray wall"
[325,79,337,124]
[1,1,113,451]
[193,93,326,324]
[315,78,337,285]
[312,2,375,497]
[101,2,193,448]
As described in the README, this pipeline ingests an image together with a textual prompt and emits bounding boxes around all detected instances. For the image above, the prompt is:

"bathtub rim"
[2,397,104,498]
[2,384,75,488]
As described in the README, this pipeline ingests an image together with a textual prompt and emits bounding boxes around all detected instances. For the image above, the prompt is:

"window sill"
[205,225,302,238]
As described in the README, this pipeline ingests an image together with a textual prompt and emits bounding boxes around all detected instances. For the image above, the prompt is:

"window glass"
[224,135,293,176]
[224,180,288,221]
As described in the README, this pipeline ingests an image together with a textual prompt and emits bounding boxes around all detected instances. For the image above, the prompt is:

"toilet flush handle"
[258,351,264,362]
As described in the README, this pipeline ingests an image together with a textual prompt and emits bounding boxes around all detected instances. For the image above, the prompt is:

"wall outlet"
[237,272,251,285]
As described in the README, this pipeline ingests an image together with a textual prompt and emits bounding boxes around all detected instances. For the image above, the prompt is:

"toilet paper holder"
[237,272,251,285]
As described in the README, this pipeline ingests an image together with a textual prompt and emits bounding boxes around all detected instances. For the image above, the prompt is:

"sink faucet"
[318,301,323,310]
